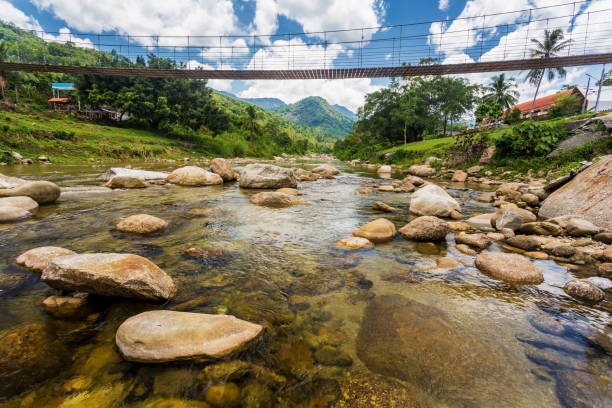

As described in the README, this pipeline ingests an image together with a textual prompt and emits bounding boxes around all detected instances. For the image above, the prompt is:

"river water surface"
[0,161,610,407]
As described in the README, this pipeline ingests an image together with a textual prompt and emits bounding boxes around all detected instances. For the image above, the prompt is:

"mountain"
[241,97,286,111]
[333,104,358,121]
[274,96,355,139]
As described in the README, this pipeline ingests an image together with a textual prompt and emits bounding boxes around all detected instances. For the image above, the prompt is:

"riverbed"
[0,161,610,407]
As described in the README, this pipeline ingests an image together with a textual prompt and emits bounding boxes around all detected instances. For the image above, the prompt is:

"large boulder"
[0,181,60,204]
[0,173,26,189]
[451,170,467,182]
[519,222,563,236]
[0,205,32,222]
[491,207,536,227]
[210,158,236,182]
[493,211,524,231]
[311,164,341,179]
[357,295,515,407]
[292,168,319,182]
[116,214,168,234]
[167,166,223,186]
[15,246,77,273]
[406,165,436,177]
[41,253,176,301]
[249,192,307,207]
[465,213,494,230]
[398,216,449,242]
[539,155,612,229]
[239,164,297,189]
[115,311,264,363]
[353,218,396,243]
[101,167,169,181]
[475,252,544,284]
[409,184,460,217]
[0,196,38,214]
[563,279,605,303]
[548,215,601,237]
[105,176,148,189]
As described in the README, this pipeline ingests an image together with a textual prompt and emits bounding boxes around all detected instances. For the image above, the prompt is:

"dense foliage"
[475,102,503,123]
[334,76,477,160]
[547,93,583,118]
[494,120,567,157]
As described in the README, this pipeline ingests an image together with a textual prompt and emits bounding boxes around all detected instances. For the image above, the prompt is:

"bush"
[494,120,566,157]
[547,94,583,119]
[503,107,521,125]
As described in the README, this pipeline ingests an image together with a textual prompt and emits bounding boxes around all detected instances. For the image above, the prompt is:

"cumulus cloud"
[439,0,450,11]
[0,0,42,31]
[237,78,383,111]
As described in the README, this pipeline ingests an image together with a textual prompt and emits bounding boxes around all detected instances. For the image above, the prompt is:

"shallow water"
[0,161,610,407]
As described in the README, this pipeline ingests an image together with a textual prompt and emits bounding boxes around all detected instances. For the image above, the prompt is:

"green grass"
[0,110,214,164]
[379,137,455,167]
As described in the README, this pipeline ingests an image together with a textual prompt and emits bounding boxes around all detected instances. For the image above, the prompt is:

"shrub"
[494,120,566,157]
[503,107,522,125]
[547,94,583,119]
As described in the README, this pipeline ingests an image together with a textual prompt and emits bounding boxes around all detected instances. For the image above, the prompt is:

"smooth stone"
[465,213,494,230]
[0,181,60,204]
[336,237,374,250]
[115,311,264,363]
[451,170,467,182]
[398,216,449,242]
[249,192,307,207]
[377,184,394,192]
[521,193,539,206]
[42,293,91,319]
[492,206,537,225]
[377,165,392,173]
[550,244,576,258]
[436,257,461,269]
[519,222,563,236]
[353,218,396,243]
[539,155,612,230]
[475,252,544,284]
[409,184,460,217]
[0,205,32,222]
[239,164,297,188]
[116,214,168,234]
[198,360,251,383]
[167,166,223,186]
[455,244,476,255]
[585,276,612,291]
[292,167,319,182]
[205,382,240,407]
[402,175,424,186]
[311,164,341,179]
[548,215,601,237]
[593,232,612,244]
[210,158,236,182]
[101,167,168,181]
[105,176,148,189]
[524,251,549,260]
[275,187,300,195]
[506,235,541,251]
[357,187,373,194]
[0,196,38,213]
[493,211,524,231]
[0,173,26,188]
[15,246,77,273]
[372,201,398,212]
[455,233,491,249]
[563,279,605,302]
[406,164,436,177]
[42,253,176,301]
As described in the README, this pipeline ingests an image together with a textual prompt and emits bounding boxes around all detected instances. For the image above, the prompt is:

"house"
[508,88,587,120]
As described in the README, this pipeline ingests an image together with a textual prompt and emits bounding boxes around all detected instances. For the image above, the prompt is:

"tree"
[0,40,8,100]
[246,105,257,140]
[482,73,519,110]
[526,29,571,118]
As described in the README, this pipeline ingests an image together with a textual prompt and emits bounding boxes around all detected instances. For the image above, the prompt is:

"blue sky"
[1,0,610,111]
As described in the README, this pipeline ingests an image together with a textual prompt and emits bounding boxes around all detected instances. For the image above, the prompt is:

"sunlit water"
[0,161,610,407]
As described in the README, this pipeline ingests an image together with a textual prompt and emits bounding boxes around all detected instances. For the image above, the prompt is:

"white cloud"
[31,0,239,46]
[245,37,345,70]
[238,78,383,111]
[439,0,450,11]
[43,27,95,49]
[0,0,42,31]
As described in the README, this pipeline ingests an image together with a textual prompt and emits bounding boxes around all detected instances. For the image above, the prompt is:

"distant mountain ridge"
[214,91,356,139]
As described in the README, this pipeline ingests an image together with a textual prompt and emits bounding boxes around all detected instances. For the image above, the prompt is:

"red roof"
[511,89,574,113]
[48,97,69,103]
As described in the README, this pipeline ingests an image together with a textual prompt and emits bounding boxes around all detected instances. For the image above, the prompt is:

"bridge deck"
[2,53,611,80]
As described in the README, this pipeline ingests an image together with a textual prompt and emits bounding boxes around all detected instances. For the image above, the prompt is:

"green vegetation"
[547,93,583,118]
[482,73,519,110]
[494,120,567,157]
[274,96,355,139]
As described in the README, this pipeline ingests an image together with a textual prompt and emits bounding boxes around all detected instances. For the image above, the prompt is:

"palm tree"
[0,40,8,100]
[482,73,519,110]
[526,29,571,118]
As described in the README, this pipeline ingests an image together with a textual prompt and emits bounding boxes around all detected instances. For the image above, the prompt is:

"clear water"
[0,161,609,407]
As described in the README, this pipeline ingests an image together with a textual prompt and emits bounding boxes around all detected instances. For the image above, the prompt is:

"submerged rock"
[311,164,341,179]
[336,236,374,250]
[563,279,605,302]
[409,184,460,217]
[41,253,176,301]
[0,196,38,213]
[42,292,92,319]
[210,158,236,182]
[398,216,449,242]
[372,201,398,212]
[15,246,77,273]
[475,252,543,284]
[105,176,148,189]
[116,214,168,234]
[276,187,300,195]
[353,218,396,243]
[167,166,223,186]
[455,233,491,249]
[357,295,511,407]
[0,180,61,204]
[115,311,264,363]
[239,164,297,188]
[250,192,307,207]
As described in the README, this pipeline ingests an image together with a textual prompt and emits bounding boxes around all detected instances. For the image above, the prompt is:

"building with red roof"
[508,87,586,120]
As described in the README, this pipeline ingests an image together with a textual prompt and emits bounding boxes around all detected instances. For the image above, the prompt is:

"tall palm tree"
[526,29,571,118]
[483,73,519,110]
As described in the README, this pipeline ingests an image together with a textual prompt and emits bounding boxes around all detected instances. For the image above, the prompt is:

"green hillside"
[333,104,358,121]
[274,96,355,139]
[240,97,286,111]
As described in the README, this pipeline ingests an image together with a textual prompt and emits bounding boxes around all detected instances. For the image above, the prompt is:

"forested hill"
[274,96,356,139]
[333,104,359,121]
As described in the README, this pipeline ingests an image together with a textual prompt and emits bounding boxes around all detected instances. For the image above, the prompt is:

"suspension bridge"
[1,1,611,80]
